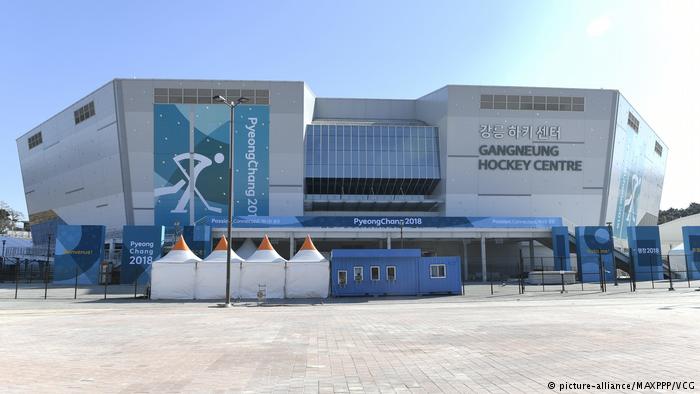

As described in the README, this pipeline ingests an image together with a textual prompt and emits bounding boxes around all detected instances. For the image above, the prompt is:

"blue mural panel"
[575,226,615,283]
[682,226,700,280]
[154,104,193,228]
[551,226,571,270]
[234,105,270,216]
[120,226,165,285]
[154,103,270,227]
[53,225,105,285]
[627,226,664,281]
[183,225,210,259]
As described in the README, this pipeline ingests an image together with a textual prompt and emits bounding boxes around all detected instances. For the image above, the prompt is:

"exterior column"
[289,235,295,259]
[462,239,469,282]
[529,239,536,269]
[387,235,392,249]
[480,235,487,282]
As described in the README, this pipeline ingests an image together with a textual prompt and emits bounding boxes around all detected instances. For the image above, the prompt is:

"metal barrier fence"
[468,254,700,295]
[0,257,149,300]
[1,253,698,300]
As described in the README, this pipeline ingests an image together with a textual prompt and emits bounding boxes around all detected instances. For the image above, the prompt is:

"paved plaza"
[1,288,700,393]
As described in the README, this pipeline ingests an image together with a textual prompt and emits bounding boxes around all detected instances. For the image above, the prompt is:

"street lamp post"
[1,239,6,271]
[213,95,249,307]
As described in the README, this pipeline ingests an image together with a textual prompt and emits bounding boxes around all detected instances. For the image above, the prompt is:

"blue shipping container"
[330,249,461,297]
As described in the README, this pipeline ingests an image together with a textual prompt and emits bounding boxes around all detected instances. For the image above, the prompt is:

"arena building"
[16,79,668,280]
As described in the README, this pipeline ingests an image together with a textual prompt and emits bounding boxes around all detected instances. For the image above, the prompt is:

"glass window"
[430,264,446,278]
[370,266,380,281]
[654,141,663,156]
[353,266,363,282]
[506,95,519,110]
[387,266,396,281]
[28,131,43,149]
[627,112,640,132]
[480,95,494,109]
[338,270,347,287]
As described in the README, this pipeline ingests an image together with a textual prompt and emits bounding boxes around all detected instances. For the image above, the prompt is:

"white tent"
[240,235,286,299]
[286,235,330,298]
[236,238,257,260]
[151,236,201,300]
[195,237,244,300]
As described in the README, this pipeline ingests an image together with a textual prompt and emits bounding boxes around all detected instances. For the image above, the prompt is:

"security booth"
[330,249,461,297]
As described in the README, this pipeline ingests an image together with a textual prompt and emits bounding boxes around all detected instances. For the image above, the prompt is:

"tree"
[658,202,700,225]
[0,201,24,234]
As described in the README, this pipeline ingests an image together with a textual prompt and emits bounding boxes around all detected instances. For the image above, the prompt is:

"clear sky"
[1,0,698,218]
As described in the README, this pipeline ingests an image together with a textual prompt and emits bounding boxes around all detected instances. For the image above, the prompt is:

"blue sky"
[1,0,698,217]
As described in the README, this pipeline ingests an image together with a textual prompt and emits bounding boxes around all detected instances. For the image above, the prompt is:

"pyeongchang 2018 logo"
[154,152,224,214]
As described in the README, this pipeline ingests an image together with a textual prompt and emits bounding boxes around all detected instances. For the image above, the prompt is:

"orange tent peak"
[258,235,274,251]
[214,236,229,251]
[299,235,317,251]
[172,235,191,251]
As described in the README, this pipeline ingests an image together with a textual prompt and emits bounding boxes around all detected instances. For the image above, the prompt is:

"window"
[493,95,506,109]
[73,101,95,125]
[353,266,363,282]
[304,123,440,196]
[480,95,494,109]
[628,112,640,132]
[480,94,584,112]
[154,88,270,105]
[533,96,546,111]
[370,266,380,281]
[338,270,347,287]
[506,95,519,110]
[654,141,663,156]
[430,264,446,279]
[27,132,43,149]
[386,266,396,281]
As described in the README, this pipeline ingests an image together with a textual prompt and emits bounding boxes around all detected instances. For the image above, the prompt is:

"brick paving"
[1,289,700,393]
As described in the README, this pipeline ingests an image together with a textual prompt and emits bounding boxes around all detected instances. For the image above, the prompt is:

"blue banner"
[575,226,615,283]
[120,226,165,285]
[198,215,563,229]
[183,225,210,258]
[682,226,700,280]
[153,104,230,227]
[551,226,571,270]
[53,225,105,285]
[234,105,270,216]
[627,226,664,281]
